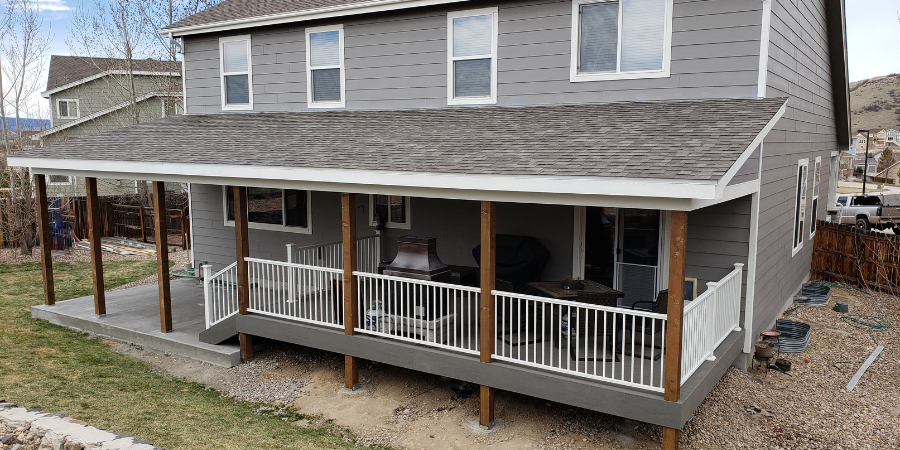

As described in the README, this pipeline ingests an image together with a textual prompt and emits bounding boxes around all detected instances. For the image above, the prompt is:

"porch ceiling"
[11,98,786,208]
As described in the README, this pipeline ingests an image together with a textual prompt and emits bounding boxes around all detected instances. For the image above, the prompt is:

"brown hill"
[850,73,900,132]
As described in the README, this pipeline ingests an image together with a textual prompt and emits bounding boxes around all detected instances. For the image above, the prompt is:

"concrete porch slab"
[31,279,240,367]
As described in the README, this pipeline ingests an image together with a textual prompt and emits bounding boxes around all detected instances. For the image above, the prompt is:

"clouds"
[32,0,72,12]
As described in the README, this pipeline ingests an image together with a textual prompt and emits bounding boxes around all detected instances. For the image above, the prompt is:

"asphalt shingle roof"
[166,0,377,29]
[16,98,786,181]
[46,56,181,91]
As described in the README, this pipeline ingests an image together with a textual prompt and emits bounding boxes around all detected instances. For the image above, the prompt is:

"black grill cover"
[472,234,550,292]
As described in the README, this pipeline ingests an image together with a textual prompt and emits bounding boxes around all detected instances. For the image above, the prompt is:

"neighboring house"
[855,132,867,153]
[886,128,899,145]
[33,55,182,197]
[870,128,886,146]
[871,160,900,185]
[11,1,851,449]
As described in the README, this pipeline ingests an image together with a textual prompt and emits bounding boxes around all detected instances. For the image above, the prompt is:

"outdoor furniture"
[496,278,543,346]
[568,290,621,362]
[528,279,624,301]
[473,235,550,292]
[619,289,669,360]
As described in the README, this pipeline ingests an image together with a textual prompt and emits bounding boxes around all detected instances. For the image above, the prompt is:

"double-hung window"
[370,195,411,229]
[220,36,253,110]
[810,157,821,238]
[447,8,498,105]
[224,186,312,234]
[792,159,809,256]
[306,25,345,108]
[570,0,672,82]
[56,99,79,119]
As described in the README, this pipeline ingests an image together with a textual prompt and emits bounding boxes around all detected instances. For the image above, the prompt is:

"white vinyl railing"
[681,263,744,382]
[202,262,239,328]
[354,271,481,355]
[246,257,344,329]
[492,291,668,392]
[288,235,381,273]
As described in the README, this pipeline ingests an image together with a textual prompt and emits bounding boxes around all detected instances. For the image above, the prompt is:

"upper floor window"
[447,8,498,105]
[306,25,345,108]
[56,99,78,119]
[220,36,252,110]
[570,0,672,82]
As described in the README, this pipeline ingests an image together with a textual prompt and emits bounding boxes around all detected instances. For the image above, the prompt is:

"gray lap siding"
[183,0,763,114]
[753,0,837,338]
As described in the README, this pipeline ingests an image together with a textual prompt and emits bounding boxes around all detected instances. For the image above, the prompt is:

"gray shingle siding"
[183,0,763,114]
[752,0,837,337]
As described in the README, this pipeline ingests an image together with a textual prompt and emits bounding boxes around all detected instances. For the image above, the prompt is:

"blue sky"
[10,0,900,118]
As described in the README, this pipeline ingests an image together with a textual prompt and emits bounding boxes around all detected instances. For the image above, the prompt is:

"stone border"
[0,400,161,450]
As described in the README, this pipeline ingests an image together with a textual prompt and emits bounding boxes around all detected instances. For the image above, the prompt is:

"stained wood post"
[152,182,172,333]
[342,193,359,389]
[233,186,252,362]
[85,177,106,315]
[35,175,55,306]
[662,210,688,450]
[479,200,496,428]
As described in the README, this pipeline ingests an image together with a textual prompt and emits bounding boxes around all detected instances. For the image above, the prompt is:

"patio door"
[576,207,662,308]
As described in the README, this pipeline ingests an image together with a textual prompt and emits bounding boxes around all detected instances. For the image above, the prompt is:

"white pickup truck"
[833,194,900,232]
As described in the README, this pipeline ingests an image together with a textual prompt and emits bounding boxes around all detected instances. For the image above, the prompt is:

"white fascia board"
[162,0,471,37]
[32,92,175,139]
[690,179,759,210]
[10,158,718,210]
[41,70,181,98]
[714,100,786,196]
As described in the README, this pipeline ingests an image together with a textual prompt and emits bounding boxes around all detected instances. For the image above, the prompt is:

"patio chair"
[618,290,668,361]
[568,290,620,362]
[496,278,544,347]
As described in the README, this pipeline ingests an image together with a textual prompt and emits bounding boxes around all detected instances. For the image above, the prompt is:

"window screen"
[222,39,250,106]
[309,30,342,103]
[579,2,619,73]
[620,0,665,71]
[451,13,494,99]
[577,0,666,75]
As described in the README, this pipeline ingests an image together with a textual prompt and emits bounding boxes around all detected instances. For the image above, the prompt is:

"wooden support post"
[479,201,496,428]
[85,177,106,315]
[662,210,688,450]
[233,186,253,362]
[342,193,359,389]
[152,182,172,333]
[35,175,55,306]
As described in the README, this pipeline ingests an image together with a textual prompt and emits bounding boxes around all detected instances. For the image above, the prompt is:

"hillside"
[849,73,900,132]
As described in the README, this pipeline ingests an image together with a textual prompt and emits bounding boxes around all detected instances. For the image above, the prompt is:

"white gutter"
[160,0,471,37]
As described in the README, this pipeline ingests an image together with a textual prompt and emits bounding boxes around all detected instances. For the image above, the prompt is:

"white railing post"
[286,244,296,302]
[705,281,718,362]
[202,264,212,328]
[732,263,744,332]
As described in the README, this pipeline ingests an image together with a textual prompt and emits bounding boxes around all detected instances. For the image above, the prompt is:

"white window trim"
[792,158,809,257]
[219,35,254,111]
[447,7,499,106]
[306,24,346,109]
[369,195,411,229]
[56,99,79,119]
[569,0,673,83]
[47,175,75,186]
[810,156,821,239]
[222,186,313,234]
[161,98,181,117]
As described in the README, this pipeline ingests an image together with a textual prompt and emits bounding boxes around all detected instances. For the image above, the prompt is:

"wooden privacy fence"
[811,220,900,294]
[67,199,190,250]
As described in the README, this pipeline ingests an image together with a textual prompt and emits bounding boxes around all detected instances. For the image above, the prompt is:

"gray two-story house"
[34,55,182,196]
[12,0,850,448]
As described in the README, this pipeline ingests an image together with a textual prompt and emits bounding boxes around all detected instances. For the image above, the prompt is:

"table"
[527,280,624,302]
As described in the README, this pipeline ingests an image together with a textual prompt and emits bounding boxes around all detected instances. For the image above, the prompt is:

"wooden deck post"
[479,201,496,428]
[35,174,55,306]
[233,186,253,362]
[342,193,359,389]
[85,177,106,315]
[152,182,172,333]
[662,210,688,450]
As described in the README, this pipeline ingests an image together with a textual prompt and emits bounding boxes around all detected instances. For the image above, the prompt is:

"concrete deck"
[31,279,241,367]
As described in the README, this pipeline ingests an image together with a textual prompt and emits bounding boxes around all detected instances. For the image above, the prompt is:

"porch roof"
[11,98,786,209]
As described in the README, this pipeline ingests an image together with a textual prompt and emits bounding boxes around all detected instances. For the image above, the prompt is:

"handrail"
[355,271,482,292]
[492,289,668,320]
[246,257,343,274]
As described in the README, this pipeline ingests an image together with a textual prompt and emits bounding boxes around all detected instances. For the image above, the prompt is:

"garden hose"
[832,314,894,368]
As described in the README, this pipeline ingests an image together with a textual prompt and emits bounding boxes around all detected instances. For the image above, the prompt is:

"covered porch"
[12,97,785,449]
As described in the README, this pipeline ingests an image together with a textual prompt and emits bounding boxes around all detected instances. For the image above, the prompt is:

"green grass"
[0,260,387,450]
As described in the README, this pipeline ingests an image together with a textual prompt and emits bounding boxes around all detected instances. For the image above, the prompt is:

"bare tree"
[1,0,51,254]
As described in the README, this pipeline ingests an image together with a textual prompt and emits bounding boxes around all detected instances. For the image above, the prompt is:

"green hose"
[832,314,893,368]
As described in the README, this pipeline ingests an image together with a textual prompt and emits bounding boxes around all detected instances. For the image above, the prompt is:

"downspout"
[745,0,773,354]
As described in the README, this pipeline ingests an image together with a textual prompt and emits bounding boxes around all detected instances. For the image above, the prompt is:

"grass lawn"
[0,260,387,450]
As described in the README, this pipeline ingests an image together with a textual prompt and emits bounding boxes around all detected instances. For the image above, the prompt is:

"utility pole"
[860,129,871,195]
